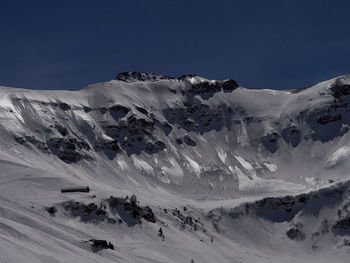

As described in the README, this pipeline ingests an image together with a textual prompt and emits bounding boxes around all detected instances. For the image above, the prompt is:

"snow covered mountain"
[1,72,350,262]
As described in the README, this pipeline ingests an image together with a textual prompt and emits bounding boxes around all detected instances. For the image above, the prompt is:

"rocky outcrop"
[261,132,280,153]
[107,196,156,226]
[186,79,238,95]
[47,137,91,163]
[176,135,196,146]
[50,195,156,226]
[88,239,114,252]
[330,82,350,98]
[15,136,49,152]
[108,104,130,120]
[316,114,342,125]
[164,103,226,134]
[15,135,91,163]
[281,125,301,147]
[61,201,112,223]
[115,72,174,82]
[10,72,350,168]
[332,217,350,236]
[53,196,156,227]
[102,114,167,156]
[286,224,306,241]
[96,140,122,160]
[228,182,348,222]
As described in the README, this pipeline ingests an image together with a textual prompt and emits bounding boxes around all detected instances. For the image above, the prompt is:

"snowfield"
[1,72,350,262]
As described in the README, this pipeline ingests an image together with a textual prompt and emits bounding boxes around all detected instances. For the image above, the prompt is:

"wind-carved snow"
[72,109,92,122]
[234,155,258,179]
[184,155,201,177]
[327,145,350,167]
[0,94,25,124]
[264,162,278,172]
[116,157,129,172]
[0,94,13,108]
[305,176,316,185]
[230,165,255,191]
[101,133,114,142]
[235,155,253,170]
[229,154,305,194]
[131,155,154,174]
[236,122,249,146]
[217,148,227,163]
[161,157,184,185]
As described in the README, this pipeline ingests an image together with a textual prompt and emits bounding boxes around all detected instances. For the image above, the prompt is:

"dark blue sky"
[1,0,350,91]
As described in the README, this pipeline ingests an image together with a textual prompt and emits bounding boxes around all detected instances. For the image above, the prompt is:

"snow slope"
[1,72,350,262]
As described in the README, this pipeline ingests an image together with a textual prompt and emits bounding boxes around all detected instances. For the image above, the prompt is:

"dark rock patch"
[62,201,111,223]
[58,151,83,163]
[46,206,57,216]
[261,132,280,153]
[176,138,183,145]
[176,135,196,146]
[55,124,68,137]
[158,227,165,240]
[344,239,350,246]
[316,114,342,125]
[115,72,173,82]
[159,121,172,136]
[96,140,121,160]
[16,131,106,164]
[304,104,349,142]
[15,136,49,152]
[100,107,108,114]
[229,182,347,223]
[183,135,196,146]
[178,74,197,80]
[171,207,203,231]
[330,83,350,99]
[168,88,177,94]
[109,105,130,120]
[221,79,239,92]
[183,79,238,99]
[58,103,70,111]
[102,115,166,155]
[136,106,148,115]
[164,103,225,134]
[107,196,156,226]
[281,126,301,147]
[47,137,91,163]
[83,106,92,113]
[88,239,114,252]
[144,140,166,154]
[332,217,350,236]
[286,227,305,241]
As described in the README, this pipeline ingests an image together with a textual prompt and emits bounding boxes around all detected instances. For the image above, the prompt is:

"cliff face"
[2,73,350,191]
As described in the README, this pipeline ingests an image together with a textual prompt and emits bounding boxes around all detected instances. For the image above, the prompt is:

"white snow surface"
[1,74,350,262]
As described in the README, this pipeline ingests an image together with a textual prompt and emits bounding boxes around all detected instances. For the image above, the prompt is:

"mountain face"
[1,72,350,262]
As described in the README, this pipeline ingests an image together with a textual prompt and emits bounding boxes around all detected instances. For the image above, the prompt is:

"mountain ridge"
[1,73,350,262]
